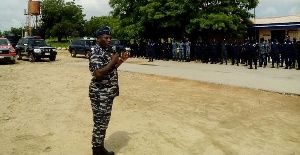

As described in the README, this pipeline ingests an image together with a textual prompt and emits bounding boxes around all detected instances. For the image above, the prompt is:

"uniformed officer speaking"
[89,26,129,155]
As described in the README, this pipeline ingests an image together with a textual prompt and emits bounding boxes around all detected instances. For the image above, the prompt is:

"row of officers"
[129,36,300,70]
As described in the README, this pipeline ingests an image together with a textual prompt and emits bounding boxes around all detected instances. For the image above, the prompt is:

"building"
[252,14,300,42]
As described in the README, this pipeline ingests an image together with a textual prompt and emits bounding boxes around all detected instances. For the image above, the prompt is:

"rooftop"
[252,14,300,24]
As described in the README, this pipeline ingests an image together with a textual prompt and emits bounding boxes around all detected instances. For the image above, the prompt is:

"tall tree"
[109,0,259,40]
[41,0,85,41]
[84,16,120,39]
[2,27,23,36]
[109,0,148,40]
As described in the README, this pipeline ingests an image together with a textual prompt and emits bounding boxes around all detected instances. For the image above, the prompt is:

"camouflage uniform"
[89,44,119,148]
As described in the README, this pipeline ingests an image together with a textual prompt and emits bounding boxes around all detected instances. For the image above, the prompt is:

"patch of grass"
[45,38,72,48]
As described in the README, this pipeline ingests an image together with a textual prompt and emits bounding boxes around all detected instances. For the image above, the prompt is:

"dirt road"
[0,50,299,155]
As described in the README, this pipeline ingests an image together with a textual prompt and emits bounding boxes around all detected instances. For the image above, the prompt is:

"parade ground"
[121,58,300,95]
[0,50,299,155]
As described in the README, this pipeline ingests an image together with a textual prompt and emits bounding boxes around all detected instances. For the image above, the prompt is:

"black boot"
[93,147,101,155]
[100,146,115,155]
[93,146,115,155]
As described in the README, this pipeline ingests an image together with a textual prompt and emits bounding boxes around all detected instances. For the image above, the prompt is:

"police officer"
[130,40,138,58]
[162,40,170,61]
[139,38,147,58]
[171,39,178,61]
[203,41,209,63]
[156,39,163,60]
[241,38,249,66]
[89,26,129,155]
[185,38,191,62]
[270,39,280,68]
[147,39,154,62]
[179,40,185,62]
[220,39,228,65]
[194,39,202,63]
[258,37,267,68]
[248,37,258,69]
[231,39,239,66]
[292,37,298,69]
[210,39,218,64]
[296,39,300,70]
[283,36,293,69]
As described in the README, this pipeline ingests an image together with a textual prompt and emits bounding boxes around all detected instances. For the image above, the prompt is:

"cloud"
[1,0,299,32]
[74,0,113,19]
[289,6,300,15]
[258,7,277,17]
[0,0,112,32]
[255,0,300,18]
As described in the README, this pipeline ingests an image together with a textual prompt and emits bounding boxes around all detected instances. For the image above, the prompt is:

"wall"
[259,30,271,42]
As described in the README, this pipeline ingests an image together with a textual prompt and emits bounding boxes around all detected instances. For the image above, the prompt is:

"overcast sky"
[1,0,300,32]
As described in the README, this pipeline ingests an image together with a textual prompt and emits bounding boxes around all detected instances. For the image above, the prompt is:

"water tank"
[28,0,41,15]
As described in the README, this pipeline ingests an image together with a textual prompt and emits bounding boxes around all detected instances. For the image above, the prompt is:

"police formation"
[129,36,300,70]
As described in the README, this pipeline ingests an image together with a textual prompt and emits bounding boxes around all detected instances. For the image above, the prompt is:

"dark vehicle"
[15,37,57,62]
[68,38,96,58]
[4,34,21,48]
[0,38,16,64]
[110,39,129,54]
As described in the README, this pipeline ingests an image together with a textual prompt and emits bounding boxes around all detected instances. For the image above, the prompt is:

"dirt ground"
[0,50,300,155]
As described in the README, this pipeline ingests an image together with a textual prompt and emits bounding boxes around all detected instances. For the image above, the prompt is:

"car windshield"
[111,40,119,45]
[85,40,96,46]
[29,40,48,46]
[0,39,9,45]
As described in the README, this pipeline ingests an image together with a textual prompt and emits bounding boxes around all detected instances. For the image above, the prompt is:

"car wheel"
[49,56,56,61]
[85,51,91,59]
[10,59,16,64]
[17,52,22,60]
[29,53,35,62]
[71,50,76,57]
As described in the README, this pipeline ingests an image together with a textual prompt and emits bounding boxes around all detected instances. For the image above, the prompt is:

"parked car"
[4,34,21,48]
[15,37,57,62]
[68,38,96,58]
[0,38,16,64]
[110,39,129,54]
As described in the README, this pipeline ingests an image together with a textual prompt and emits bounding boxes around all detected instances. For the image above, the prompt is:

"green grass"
[46,38,72,48]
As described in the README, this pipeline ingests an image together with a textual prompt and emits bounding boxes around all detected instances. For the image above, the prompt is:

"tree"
[109,0,149,40]
[84,16,121,39]
[2,27,23,36]
[109,0,259,40]
[41,0,85,41]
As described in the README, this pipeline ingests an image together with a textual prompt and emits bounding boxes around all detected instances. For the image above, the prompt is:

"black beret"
[95,26,111,37]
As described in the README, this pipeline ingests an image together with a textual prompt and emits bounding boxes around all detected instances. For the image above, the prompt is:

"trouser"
[221,50,228,64]
[179,49,184,61]
[172,49,177,60]
[195,52,201,61]
[203,51,209,63]
[259,53,267,67]
[296,54,300,69]
[249,52,257,68]
[285,52,293,68]
[90,93,114,148]
[271,52,279,67]
[163,49,170,60]
[186,49,190,60]
[210,51,217,63]
[148,51,154,61]
[231,52,239,65]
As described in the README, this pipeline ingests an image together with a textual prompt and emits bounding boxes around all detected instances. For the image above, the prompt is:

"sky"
[1,0,300,32]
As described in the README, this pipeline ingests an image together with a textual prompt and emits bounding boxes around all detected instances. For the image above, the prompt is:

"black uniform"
[270,40,280,68]
[248,39,258,69]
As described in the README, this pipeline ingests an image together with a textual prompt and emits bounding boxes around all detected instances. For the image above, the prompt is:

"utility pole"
[21,23,24,37]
